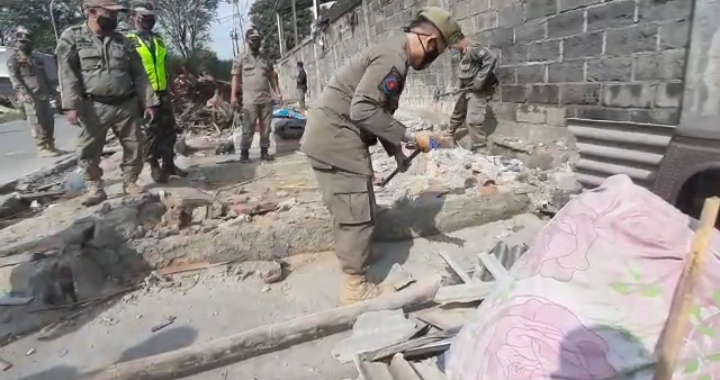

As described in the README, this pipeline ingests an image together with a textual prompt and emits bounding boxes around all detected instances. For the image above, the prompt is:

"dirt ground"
[3,214,546,380]
[0,108,579,379]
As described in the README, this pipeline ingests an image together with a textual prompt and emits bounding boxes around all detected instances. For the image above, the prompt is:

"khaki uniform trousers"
[22,100,55,147]
[241,101,273,149]
[310,158,376,275]
[449,91,492,150]
[77,99,144,182]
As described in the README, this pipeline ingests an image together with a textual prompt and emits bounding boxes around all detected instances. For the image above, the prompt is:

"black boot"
[162,158,188,177]
[149,160,168,183]
[240,149,251,163]
[260,147,274,162]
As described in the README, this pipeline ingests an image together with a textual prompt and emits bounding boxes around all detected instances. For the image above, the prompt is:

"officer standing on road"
[56,0,158,206]
[230,28,282,163]
[300,7,463,305]
[446,37,497,151]
[6,27,61,157]
[128,1,188,184]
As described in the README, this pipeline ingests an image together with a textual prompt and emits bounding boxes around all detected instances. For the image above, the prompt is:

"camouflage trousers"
[449,91,493,151]
[22,100,55,147]
[144,91,178,163]
[77,98,144,182]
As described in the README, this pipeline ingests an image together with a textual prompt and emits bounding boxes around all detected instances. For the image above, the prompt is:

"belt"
[84,93,136,106]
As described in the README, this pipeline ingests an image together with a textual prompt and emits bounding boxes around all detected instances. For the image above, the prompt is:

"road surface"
[0,115,76,186]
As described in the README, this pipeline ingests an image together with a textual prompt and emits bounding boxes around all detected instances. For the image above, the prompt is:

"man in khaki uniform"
[6,27,60,157]
[300,7,463,305]
[56,0,158,206]
[230,28,282,163]
[447,37,497,151]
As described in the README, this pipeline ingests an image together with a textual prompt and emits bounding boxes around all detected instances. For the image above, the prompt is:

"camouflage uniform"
[449,41,497,151]
[56,21,158,205]
[7,49,58,156]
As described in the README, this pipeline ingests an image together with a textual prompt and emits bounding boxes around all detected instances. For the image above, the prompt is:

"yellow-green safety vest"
[127,33,168,92]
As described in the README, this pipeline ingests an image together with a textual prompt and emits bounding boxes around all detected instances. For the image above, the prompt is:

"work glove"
[414,132,440,153]
[394,147,409,173]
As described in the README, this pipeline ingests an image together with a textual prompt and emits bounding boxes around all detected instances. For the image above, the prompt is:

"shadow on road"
[118,325,199,362]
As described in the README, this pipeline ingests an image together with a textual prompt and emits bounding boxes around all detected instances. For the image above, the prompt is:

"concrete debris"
[475,241,528,282]
[0,295,35,306]
[331,310,423,364]
[433,282,496,305]
[259,261,283,284]
[414,306,474,331]
[385,263,415,291]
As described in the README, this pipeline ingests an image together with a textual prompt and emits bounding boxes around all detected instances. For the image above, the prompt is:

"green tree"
[156,0,220,62]
[249,0,313,62]
[0,0,83,53]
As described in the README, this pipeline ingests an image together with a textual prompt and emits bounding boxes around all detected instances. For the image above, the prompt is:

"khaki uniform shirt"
[300,34,409,176]
[55,23,158,110]
[6,51,53,101]
[231,50,274,105]
[458,41,497,93]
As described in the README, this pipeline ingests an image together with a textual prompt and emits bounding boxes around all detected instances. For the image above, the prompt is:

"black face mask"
[97,15,119,32]
[140,16,156,30]
[249,40,261,51]
[18,42,32,54]
[414,34,440,70]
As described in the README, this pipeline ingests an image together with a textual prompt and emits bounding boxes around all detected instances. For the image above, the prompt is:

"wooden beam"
[653,197,720,380]
[91,281,440,380]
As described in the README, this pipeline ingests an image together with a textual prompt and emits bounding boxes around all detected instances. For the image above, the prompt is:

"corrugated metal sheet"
[567,118,675,188]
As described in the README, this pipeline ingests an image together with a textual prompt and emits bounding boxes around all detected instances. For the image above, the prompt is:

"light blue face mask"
[449,48,462,57]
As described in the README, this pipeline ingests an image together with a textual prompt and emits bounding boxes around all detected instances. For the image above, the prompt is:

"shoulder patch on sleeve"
[378,66,403,97]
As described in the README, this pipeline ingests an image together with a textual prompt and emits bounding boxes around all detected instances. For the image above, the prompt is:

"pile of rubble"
[170,73,233,132]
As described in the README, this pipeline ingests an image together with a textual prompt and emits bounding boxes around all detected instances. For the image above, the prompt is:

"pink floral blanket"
[446,174,720,380]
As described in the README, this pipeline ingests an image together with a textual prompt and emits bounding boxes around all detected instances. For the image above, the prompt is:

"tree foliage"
[155,0,220,62]
[0,0,83,53]
[249,0,313,62]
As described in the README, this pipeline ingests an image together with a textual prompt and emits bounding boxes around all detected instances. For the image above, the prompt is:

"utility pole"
[231,0,246,49]
[230,28,240,56]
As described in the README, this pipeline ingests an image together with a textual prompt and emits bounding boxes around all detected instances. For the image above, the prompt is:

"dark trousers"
[144,91,178,163]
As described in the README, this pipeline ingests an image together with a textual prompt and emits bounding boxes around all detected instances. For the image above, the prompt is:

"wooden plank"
[363,329,459,362]
[388,354,421,380]
[437,251,473,283]
[434,282,496,305]
[477,253,510,282]
[354,357,393,380]
[91,281,441,380]
[653,197,720,380]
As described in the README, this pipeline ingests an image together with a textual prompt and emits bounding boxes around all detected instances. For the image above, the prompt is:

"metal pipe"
[50,0,59,41]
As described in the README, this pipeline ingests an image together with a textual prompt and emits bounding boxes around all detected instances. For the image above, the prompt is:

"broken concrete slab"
[0,193,25,220]
[332,310,423,364]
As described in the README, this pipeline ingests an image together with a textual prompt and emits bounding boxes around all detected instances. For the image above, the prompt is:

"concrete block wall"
[277,0,692,128]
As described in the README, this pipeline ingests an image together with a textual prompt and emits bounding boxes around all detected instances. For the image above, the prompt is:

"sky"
[210,1,249,61]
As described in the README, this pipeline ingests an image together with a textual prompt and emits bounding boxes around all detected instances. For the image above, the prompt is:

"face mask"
[18,41,32,53]
[249,40,261,51]
[140,16,156,30]
[97,14,119,32]
[412,34,440,70]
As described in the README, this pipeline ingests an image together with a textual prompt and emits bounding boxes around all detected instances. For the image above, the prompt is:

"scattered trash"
[151,316,177,333]
[25,348,35,356]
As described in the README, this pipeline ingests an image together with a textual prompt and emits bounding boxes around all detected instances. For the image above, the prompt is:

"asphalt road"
[0,115,76,187]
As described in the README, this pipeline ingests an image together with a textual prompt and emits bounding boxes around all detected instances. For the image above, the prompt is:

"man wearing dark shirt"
[296,61,307,111]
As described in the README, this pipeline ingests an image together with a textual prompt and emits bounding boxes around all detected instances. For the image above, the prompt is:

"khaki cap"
[132,1,155,15]
[83,0,129,11]
[416,7,464,46]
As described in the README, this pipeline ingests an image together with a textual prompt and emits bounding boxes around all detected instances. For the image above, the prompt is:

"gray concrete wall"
[277,0,692,129]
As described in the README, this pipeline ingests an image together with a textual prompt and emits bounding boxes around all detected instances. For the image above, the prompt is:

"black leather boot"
[162,157,188,177]
[240,149,251,163]
[149,159,168,183]
[260,147,274,161]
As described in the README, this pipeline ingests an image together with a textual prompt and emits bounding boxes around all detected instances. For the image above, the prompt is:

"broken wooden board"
[361,329,459,362]
[436,251,472,283]
[433,282,496,305]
